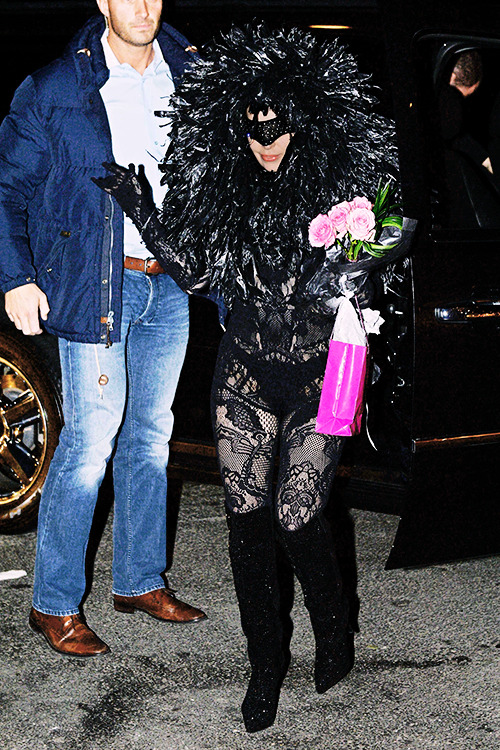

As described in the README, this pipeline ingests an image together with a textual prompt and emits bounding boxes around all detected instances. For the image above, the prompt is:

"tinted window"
[416,34,500,231]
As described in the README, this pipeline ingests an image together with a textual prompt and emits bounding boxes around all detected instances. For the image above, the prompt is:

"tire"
[0,333,62,533]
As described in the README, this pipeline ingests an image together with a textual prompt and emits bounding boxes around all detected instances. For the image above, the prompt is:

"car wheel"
[0,335,62,533]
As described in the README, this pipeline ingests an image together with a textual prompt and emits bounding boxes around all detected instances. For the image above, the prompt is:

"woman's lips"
[261,154,281,162]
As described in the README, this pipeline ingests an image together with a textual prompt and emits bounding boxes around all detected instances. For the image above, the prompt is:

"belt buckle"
[144,258,152,274]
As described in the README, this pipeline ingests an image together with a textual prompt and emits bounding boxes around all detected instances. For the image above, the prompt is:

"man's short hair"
[452,50,483,88]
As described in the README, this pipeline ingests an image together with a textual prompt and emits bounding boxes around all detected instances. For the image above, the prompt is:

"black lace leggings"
[211,328,345,532]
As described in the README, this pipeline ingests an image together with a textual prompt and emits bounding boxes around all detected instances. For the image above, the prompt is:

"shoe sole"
[113,603,207,623]
[28,619,110,658]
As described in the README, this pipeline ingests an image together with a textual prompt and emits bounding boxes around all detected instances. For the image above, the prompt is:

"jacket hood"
[65,15,109,90]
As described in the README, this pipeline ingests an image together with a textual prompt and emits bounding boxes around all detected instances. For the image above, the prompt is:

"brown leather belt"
[124,256,165,275]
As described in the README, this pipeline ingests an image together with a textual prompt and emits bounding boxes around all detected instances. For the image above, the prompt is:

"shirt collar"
[101,31,167,75]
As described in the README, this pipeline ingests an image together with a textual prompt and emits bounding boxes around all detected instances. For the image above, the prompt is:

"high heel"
[314,624,354,694]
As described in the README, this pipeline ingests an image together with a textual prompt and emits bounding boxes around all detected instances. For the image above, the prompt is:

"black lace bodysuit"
[212,291,344,531]
[140,206,344,532]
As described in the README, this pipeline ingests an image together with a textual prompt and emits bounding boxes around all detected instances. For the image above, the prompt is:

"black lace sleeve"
[139,211,210,294]
[93,162,210,293]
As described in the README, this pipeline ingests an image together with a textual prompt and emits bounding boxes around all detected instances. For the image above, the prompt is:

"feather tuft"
[159,22,398,308]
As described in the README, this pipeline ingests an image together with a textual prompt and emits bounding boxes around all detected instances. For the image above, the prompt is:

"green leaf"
[381,215,403,229]
[351,240,363,261]
[364,244,396,257]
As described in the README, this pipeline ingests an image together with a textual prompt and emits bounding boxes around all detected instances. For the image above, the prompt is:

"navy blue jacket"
[0,15,198,343]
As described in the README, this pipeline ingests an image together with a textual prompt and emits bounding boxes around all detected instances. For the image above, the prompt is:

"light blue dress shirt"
[100,33,175,260]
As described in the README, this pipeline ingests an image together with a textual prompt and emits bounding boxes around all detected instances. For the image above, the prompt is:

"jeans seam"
[33,341,80,612]
[125,327,135,591]
[139,274,154,323]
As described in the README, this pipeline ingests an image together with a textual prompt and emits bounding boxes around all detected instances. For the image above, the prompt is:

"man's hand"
[5,283,50,335]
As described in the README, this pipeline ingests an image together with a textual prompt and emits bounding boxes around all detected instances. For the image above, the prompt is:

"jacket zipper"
[106,196,115,347]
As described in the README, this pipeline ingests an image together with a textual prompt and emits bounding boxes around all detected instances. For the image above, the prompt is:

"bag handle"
[353,294,369,344]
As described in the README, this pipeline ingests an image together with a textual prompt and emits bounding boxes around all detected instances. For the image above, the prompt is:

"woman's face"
[246,108,292,172]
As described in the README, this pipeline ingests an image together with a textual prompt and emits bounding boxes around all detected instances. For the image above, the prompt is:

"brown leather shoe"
[29,608,110,657]
[114,587,207,623]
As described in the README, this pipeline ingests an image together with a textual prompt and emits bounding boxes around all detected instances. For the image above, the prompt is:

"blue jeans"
[32,270,189,615]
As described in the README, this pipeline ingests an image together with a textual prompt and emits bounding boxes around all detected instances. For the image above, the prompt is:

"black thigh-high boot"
[228,506,287,733]
[278,514,354,694]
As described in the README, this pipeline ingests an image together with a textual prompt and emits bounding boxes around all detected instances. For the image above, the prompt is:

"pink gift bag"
[315,339,368,437]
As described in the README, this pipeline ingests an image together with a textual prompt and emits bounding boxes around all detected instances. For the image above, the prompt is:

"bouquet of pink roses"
[309,179,403,262]
[304,179,416,309]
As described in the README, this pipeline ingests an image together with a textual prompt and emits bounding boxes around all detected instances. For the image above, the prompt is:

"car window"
[416,34,500,233]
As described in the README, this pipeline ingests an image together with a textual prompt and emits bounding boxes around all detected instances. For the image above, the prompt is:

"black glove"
[305,259,374,310]
[92,162,157,233]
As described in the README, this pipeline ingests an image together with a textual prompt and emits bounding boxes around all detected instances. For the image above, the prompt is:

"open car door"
[378,0,500,567]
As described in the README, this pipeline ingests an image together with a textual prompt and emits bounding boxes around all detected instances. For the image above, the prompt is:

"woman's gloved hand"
[92,162,156,233]
[344,275,375,308]
[305,261,374,311]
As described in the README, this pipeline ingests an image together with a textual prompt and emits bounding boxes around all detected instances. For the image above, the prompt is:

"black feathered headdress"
[159,23,398,308]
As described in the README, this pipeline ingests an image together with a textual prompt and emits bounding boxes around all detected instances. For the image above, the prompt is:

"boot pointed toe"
[241,660,286,733]
[314,628,355,693]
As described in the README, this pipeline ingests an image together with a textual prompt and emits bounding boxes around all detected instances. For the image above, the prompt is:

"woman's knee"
[275,472,325,532]
[223,488,269,515]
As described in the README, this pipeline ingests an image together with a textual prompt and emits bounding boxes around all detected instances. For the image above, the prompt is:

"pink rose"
[350,196,373,210]
[328,201,351,237]
[309,214,336,248]
[346,207,376,241]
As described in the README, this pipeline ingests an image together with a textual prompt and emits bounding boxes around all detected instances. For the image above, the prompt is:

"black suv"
[0,0,498,569]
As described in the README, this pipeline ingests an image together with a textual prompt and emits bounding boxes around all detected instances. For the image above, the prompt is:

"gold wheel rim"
[0,356,48,505]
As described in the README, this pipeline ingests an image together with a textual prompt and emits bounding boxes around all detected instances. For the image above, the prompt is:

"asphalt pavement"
[0,480,498,750]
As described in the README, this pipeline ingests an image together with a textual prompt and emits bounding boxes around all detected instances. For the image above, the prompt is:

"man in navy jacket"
[0,0,206,657]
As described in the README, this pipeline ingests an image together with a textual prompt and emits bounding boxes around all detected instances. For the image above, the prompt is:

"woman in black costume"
[95,24,399,733]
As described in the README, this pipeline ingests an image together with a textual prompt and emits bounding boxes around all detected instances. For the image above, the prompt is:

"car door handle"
[435,299,500,322]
